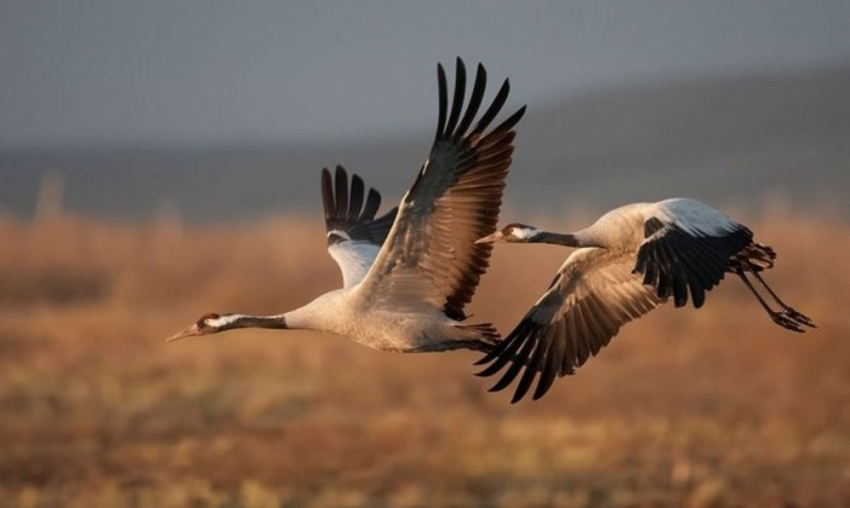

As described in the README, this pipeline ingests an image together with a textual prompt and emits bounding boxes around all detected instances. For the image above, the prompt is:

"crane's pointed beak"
[166,324,202,343]
[475,231,503,244]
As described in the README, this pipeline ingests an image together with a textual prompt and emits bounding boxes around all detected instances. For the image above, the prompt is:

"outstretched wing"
[322,165,398,288]
[634,198,752,308]
[357,58,526,319]
[476,248,664,403]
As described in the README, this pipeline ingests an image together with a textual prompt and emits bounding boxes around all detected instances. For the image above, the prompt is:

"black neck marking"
[535,231,580,247]
[221,315,288,331]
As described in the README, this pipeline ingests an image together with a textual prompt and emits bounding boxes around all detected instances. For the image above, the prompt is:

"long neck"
[532,231,580,247]
[219,300,325,332]
[219,314,288,332]
[533,229,605,248]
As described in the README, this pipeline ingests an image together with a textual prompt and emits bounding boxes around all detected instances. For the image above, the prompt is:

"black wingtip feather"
[471,78,510,136]
[362,188,382,220]
[491,104,527,135]
[512,331,548,403]
[348,174,365,222]
[334,166,348,221]
[488,340,532,393]
[475,321,532,375]
[321,168,334,223]
[435,63,448,142]
[453,63,487,141]
[321,165,397,248]
[443,58,466,138]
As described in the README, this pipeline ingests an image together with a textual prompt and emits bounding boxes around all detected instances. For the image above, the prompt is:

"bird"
[167,59,526,363]
[473,197,815,403]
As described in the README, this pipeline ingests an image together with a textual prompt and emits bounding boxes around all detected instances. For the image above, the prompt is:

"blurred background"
[1,2,849,507]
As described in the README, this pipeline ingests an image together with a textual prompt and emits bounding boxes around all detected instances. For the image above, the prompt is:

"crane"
[474,197,815,402]
[168,59,526,363]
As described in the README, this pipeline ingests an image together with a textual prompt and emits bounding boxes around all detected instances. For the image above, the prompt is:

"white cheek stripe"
[514,227,539,240]
[208,315,241,327]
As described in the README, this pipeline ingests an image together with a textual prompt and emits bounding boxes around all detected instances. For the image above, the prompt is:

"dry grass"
[0,208,848,507]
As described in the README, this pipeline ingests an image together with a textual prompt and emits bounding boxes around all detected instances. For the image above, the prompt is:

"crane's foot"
[779,306,816,328]
[769,310,806,333]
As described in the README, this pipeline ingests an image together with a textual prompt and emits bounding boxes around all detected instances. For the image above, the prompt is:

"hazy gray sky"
[2,1,849,150]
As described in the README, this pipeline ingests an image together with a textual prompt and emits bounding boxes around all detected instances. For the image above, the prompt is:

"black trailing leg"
[735,268,806,332]
[750,271,816,328]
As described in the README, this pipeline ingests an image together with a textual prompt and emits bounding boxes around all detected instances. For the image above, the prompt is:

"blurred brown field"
[0,205,848,508]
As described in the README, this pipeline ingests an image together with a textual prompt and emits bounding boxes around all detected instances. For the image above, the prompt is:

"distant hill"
[2,65,848,222]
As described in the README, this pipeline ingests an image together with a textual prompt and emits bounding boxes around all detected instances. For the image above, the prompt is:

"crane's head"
[475,223,541,244]
[166,312,233,342]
